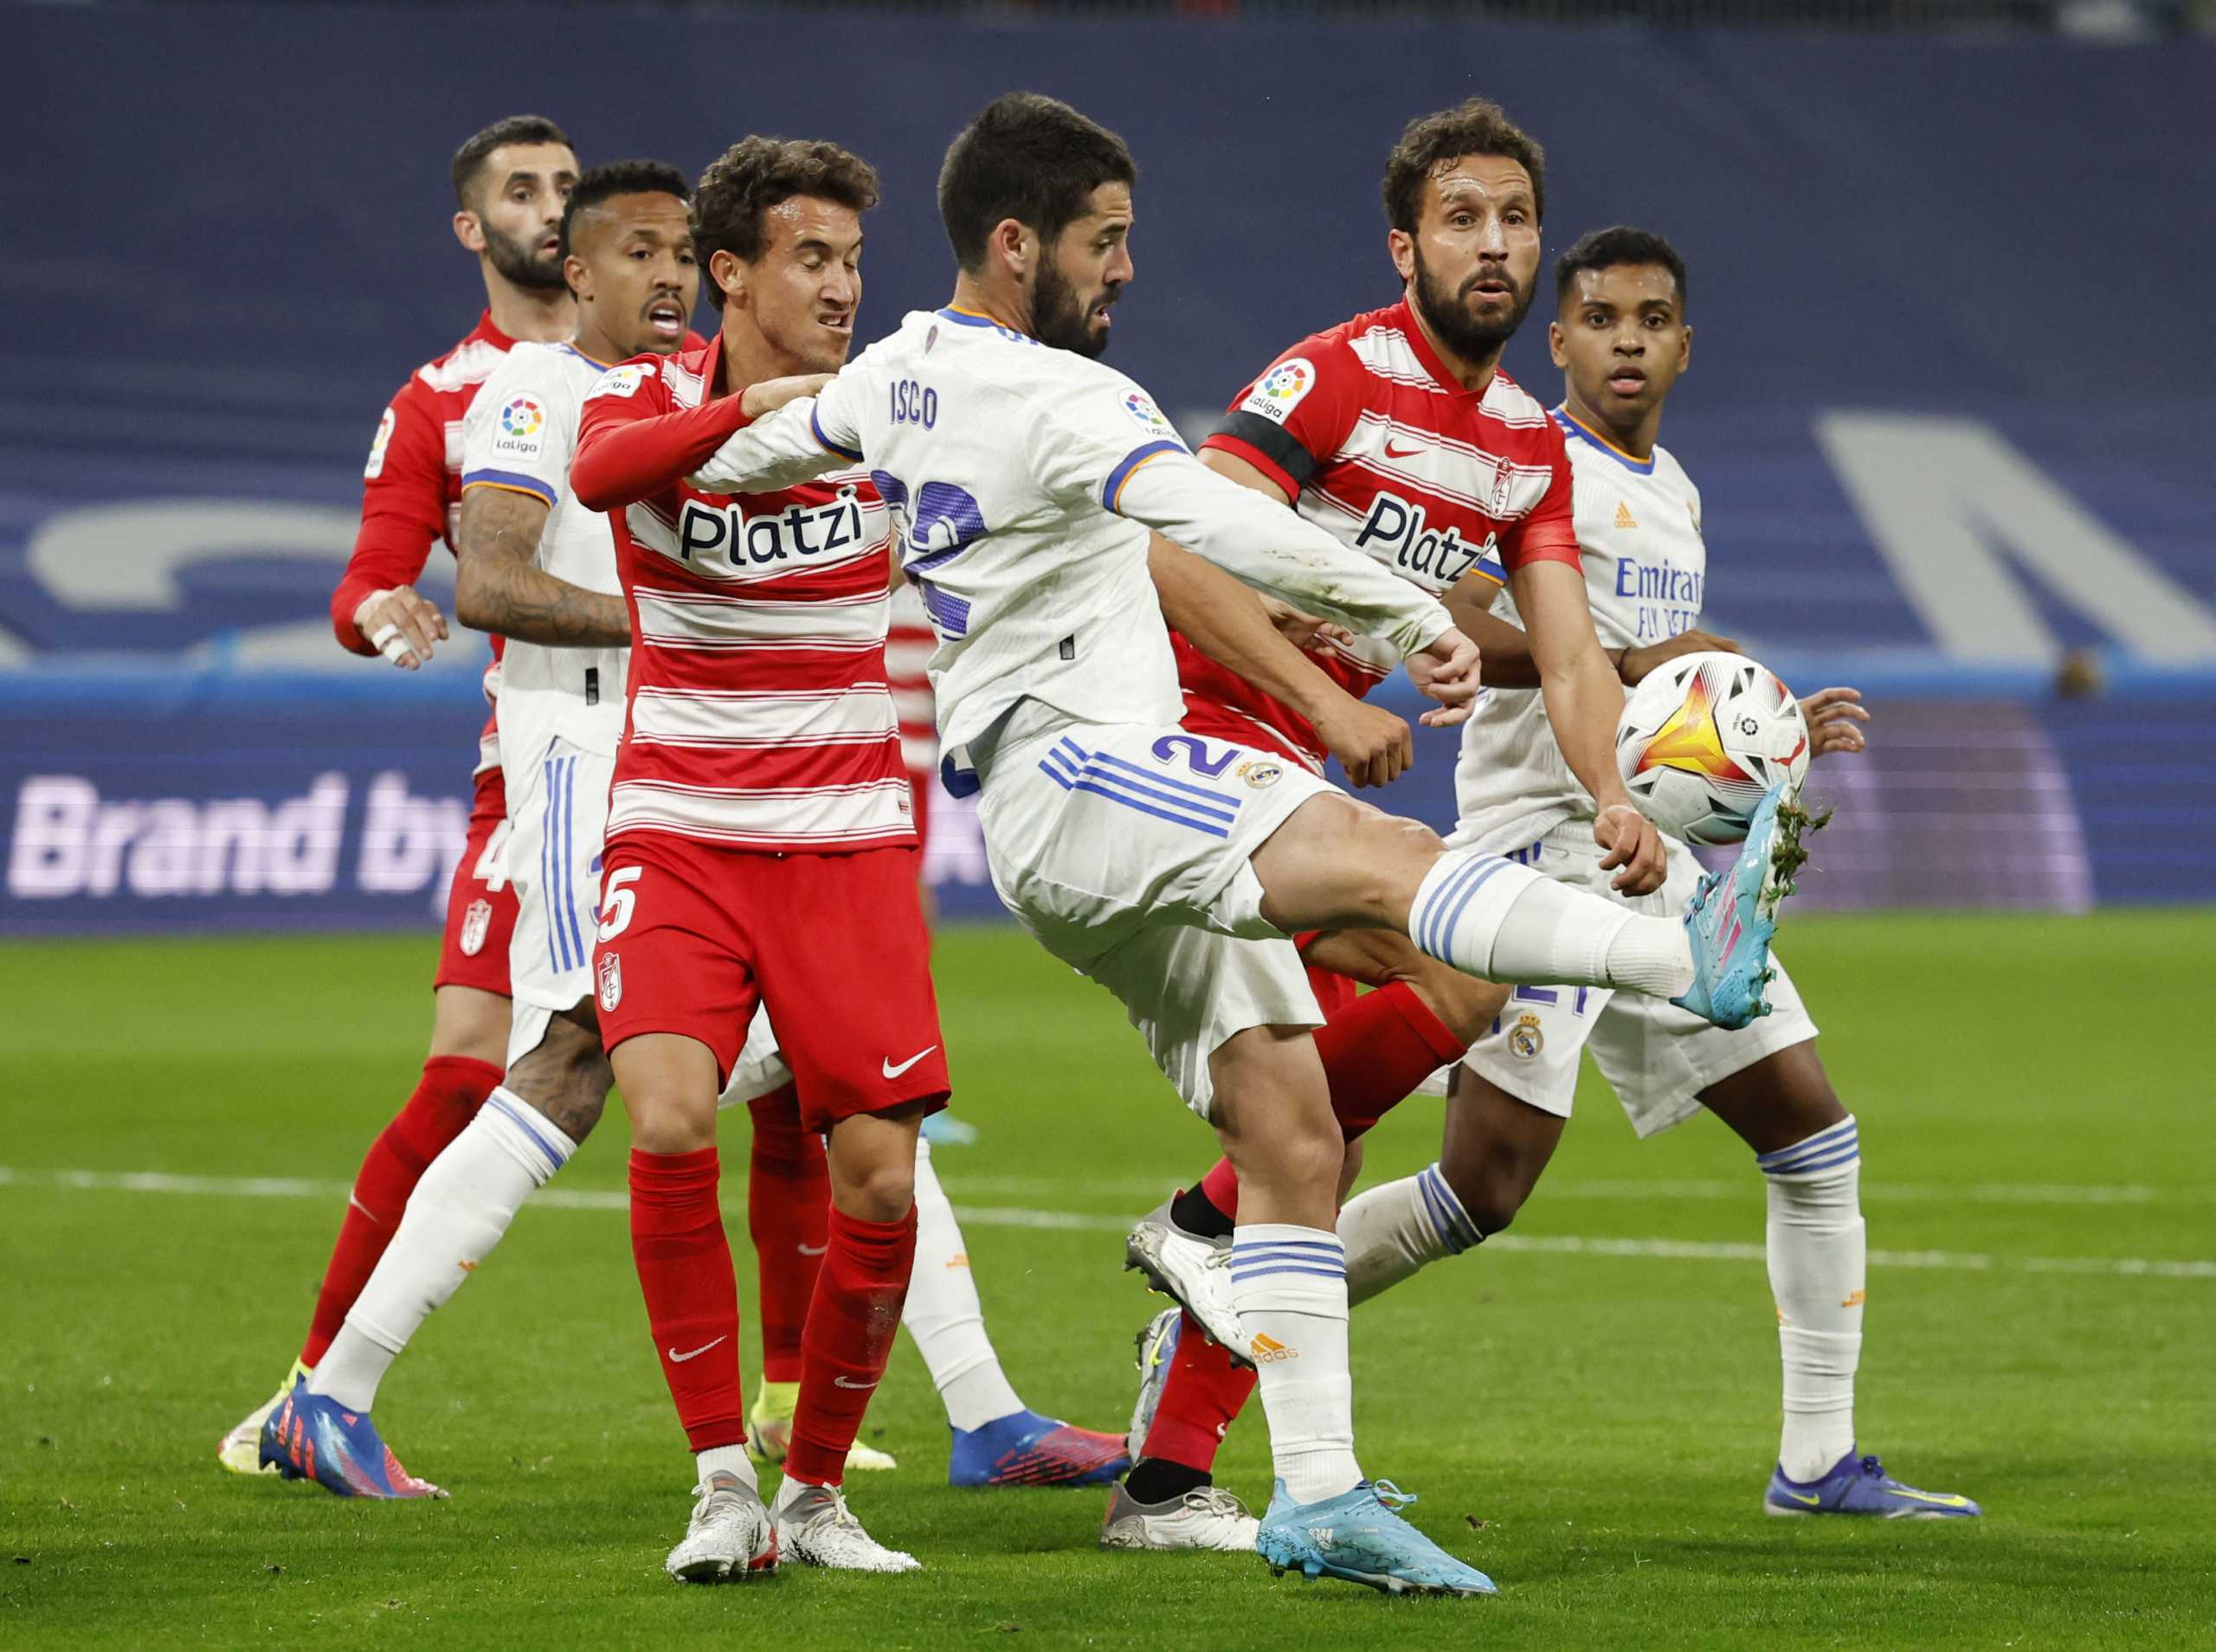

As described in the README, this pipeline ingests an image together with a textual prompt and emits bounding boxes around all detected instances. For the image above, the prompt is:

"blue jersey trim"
[1553,407,1657,475]
[810,405,864,462]
[1102,440,1184,511]
[461,467,557,506]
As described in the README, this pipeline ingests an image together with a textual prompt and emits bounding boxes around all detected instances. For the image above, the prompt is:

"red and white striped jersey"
[579,337,912,855]
[329,310,515,775]
[1183,298,1581,769]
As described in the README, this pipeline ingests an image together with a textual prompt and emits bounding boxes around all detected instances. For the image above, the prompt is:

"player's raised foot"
[1124,1198,1245,1362]
[1125,1307,1181,1460]
[747,1380,897,1472]
[218,1360,310,1475]
[949,1408,1130,1488]
[1255,1478,1496,1597]
[770,1479,921,1572]
[1101,1482,1259,1552]
[1764,1450,1981,1520]
[256,1380,444,1499]
[1673,781,1820,1031]
[666,1469,780,1583]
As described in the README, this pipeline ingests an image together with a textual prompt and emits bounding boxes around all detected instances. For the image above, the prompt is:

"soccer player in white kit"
[688,95,1809,1594]
[1337,227,1981,1519]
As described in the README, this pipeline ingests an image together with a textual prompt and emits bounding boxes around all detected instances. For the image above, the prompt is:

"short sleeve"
[806,368,866,463]
[1026,363,1191,513]
[1198,336,1365,499]
[1503,422,1581,573]
[461,351,577,508]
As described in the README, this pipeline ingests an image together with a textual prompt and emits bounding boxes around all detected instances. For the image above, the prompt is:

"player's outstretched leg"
[909,1139,1128,1488]
[258,1376,445,1500]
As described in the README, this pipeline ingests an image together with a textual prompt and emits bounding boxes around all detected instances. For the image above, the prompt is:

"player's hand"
[739,372,834,420]
[1594,800,1668,895]
[1311,693,1414,789]
[1800,686,1870,758]
[1260,595,1353,657]
[1620,627,1740,685]
[355,585,448,670]
[1407,627,1480,728]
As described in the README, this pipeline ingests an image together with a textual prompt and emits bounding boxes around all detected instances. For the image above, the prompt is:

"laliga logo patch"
[1241,357,1314,426]
[1234,758,1283,790]
[597,951,623,1012]
[1509,1012,1544,1060]
[1122,390,1180,441]
[493,395,546,460]
[364,406,396,479]
[585,362,653,402]
[459,898,493,957]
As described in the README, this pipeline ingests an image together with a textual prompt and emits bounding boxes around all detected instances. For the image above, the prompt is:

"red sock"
[1189,982,1466,1226]
[1140,1311,1258,1473]
[298,1054,500,1367]
[629,1147,746,1454]
[746,1084,828,1385]
[786,1205,917,1487]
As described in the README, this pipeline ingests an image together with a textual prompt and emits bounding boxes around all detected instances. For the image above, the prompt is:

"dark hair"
[1554,225,1688,309]
[558,160,691,261]
[1381,99,1546,234]
[692,137,881,309]
[937,93,1137,271]
[451,114,572,209]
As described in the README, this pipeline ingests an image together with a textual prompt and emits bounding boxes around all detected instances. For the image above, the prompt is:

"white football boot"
[1100,1482,1262,1552]
[1123,1198,1245,1361]
[217,1361,307,1475]
[771,1479,920,1572]
[665,1469,779,1583]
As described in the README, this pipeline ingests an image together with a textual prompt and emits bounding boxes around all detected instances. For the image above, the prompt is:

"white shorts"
[502,735,613,1070]
[1456,820,1819,1136]
[975,711,1332,1117]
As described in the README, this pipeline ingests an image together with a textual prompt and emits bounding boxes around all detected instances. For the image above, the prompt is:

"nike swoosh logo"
[1776,1488,1821,1507]
[882,1045,938,1079]
[833,1374,878,1390]
[797,1244,828,1257]
[1894,1489,1971,1507]
[1383,440,1423,460]
[667,1336,727,1364]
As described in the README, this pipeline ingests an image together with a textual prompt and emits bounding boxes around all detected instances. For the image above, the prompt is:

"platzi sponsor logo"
[6,771,467,904]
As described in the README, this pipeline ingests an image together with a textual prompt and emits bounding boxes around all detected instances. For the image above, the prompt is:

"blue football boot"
[1674,782,1821,1031]
[1765,1450,1981,1519]
[950,1407,1131,1488]
[1256,1478,1496,1596]
[257,1379,444,1499]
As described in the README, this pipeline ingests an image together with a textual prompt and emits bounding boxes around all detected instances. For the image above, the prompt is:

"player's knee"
[1354,815,1447,925]
[1405,963,1511,1047]
[836,1157,917,1225]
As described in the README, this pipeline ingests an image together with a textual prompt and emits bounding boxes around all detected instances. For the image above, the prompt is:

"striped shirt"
[1184,299,1581,769]
[577,337,912,855]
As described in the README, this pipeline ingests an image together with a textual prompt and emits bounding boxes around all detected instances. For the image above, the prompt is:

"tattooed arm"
[454,484,631,648]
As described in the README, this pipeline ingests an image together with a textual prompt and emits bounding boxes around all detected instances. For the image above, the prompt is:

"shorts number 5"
[596,865,642,942]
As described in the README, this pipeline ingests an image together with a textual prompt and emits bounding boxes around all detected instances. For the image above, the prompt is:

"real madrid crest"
[1234,758,1283,790]
[1508,1012,1544,1060]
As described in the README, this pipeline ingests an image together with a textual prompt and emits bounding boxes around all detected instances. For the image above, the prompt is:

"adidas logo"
[1249,1332,1298,1364]
[1614,500,1638,530]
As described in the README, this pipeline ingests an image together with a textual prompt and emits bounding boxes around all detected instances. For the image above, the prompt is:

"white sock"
[696,1443,757,1491]
[307,1088,577,1413]
[1229,1224,1360,1503]
[1337,1164,1482,1307]
[1760,1115,1865,1482]
[1408,849,1695,997]
[901,1137,1025,1430]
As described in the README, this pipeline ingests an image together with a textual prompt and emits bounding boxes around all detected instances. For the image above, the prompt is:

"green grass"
[3,912,2213,1649]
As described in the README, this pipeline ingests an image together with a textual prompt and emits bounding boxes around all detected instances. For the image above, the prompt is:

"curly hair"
[692,137,880,308]
[1381,99,1546,234]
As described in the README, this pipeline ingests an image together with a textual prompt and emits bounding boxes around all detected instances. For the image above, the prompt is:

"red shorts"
[433,766,519,996]
[593,833,950,1132]
[1295,932,1361,1020]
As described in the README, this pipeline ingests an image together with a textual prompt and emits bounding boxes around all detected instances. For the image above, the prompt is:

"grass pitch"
[2,912,2213,1649]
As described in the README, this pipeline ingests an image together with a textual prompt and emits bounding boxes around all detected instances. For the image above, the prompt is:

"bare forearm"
[1149,539,1350,723]
[457,556,631,646]
[1541,648,1635,810]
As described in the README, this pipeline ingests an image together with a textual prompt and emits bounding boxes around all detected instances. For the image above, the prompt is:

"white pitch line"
[941,1173,2205,1209]
[4,1165,2213,1280]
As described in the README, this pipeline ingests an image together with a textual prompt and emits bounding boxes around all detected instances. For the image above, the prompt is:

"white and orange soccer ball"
[1614,651,1809,845]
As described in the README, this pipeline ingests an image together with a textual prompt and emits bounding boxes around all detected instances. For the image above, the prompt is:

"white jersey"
[459,341,629,761]
[1453,411,1707,855]
[691,306,1453,765]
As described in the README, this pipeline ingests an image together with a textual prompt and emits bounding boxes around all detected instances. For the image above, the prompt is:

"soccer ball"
[1614,652,1809,845]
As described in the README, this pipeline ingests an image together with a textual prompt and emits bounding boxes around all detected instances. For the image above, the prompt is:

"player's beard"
[482,222,567,293]
[1410,244,1533,363]
[1033,258,1113,359]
